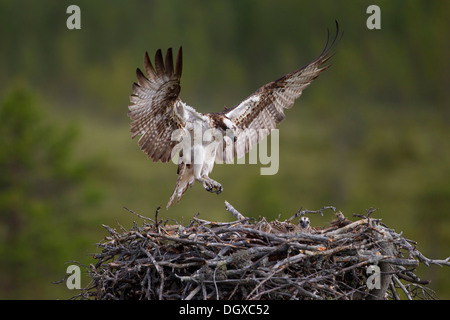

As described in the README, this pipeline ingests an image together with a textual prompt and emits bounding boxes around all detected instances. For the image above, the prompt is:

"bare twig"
[224,201,247,222]
[123,206,154,223]
[288,206,336,221]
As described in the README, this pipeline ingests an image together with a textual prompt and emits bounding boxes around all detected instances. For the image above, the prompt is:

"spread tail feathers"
[166,163,195,209]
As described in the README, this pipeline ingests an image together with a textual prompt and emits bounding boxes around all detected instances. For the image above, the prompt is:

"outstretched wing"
[222,22,342,162]
[128,47,185,162]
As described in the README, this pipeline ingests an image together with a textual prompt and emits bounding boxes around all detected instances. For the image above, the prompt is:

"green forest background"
[0,0,449,299]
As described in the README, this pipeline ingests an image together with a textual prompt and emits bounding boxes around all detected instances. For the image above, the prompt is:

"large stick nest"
[73,202,450,300]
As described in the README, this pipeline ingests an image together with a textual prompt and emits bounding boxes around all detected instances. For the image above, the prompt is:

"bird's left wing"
[221,22,342,162]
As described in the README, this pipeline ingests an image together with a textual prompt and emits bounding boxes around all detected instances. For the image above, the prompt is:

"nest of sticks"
[73,202,450,300]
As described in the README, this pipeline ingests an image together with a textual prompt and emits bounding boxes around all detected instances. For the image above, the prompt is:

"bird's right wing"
[128,47,189,163]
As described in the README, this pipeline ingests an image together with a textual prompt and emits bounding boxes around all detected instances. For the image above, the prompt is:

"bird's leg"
[200,176,223,194]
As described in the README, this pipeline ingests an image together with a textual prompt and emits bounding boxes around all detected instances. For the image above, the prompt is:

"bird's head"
[222,117,238,142]
[298,217,311,230]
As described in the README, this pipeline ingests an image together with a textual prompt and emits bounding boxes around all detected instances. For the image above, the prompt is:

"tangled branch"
[71,203,450,300]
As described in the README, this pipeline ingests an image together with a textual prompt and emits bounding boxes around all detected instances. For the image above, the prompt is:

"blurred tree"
[0,86,102,299]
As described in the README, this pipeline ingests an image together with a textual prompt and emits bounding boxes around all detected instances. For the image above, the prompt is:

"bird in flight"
[128,22,341,209]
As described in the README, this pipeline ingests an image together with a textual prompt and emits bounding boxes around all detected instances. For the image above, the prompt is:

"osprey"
[298,217,311,233]
[128,23,341,209]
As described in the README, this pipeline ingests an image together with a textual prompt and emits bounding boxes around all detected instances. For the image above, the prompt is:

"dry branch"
[71,202,450,300]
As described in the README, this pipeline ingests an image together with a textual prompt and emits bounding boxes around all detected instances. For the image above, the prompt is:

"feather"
[154,49,165,75]
[175,46,183,78]
[143,51,156,80]
[165,49,174,76]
